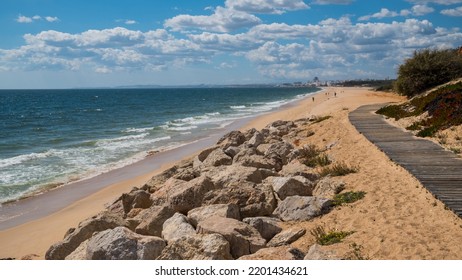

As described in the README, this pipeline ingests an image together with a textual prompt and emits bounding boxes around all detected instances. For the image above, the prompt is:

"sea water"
[0,87,320,204]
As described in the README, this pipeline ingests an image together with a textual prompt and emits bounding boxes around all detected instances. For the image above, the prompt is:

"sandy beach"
[2,86,462,260]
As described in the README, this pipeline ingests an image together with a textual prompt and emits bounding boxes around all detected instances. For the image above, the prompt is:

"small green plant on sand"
[319,162,358,177]
[310,226,354,246]
[332,191,366,206]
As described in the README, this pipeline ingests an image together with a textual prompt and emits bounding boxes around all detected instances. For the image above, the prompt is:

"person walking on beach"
[312,97,315,102]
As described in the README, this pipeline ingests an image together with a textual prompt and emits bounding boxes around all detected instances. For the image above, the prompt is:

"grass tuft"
[310,226,353,246]
[319,162,358,177]
[332,191,366,206]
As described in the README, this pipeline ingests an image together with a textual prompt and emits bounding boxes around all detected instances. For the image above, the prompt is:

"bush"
[394,48,462,97]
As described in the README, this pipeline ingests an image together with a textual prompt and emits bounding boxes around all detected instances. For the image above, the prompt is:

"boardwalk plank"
[350,104,462,218]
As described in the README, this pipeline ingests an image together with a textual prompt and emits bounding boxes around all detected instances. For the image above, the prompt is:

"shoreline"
[0,87,405,259]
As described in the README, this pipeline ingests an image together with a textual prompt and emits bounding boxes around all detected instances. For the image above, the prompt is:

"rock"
[197,146,221,162]
[158,234,232,260]
[279,160,320,181]
[162,213,196,242]
[217,131,246,149]
[313,177,345,199]
[256,143,272,155]
[207,165,263,186]
[202,148,232,167]
[266,176,314,200]
[197,217,266,258]
[134,205,175,237]
[204,181,276,218]
[45,211,127,260]
[224,146,241,159]
[86,227,166,260]
[259,168,280,180]
[267,228,306,247]
[65,240,89,260]
[143,166,180,193]
[187,204,240,227]
[235,154,281,171]
[243,217,282,241]
[247,131,265,148]
[304,244,341,260]
[232,146,257,164]
[243,128,258,141]
[266,120,295,137]
[273,196,332,221]
[167,175,219,213]
[264,142,294,166]
[122,189,152,214]
[238,246,304,260]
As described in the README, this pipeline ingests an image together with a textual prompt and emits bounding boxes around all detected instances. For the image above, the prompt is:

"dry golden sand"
[1,87,462,260]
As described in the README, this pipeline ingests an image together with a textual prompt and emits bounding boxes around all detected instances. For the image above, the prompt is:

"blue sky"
[1,0,461,88]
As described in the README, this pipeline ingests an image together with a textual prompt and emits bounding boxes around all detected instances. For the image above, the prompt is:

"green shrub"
[394,48,462,97]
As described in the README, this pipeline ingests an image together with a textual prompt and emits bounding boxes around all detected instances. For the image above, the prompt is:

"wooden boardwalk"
[349,104,462,218]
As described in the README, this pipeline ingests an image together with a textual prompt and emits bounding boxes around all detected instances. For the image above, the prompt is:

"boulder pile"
[46,119,345,260]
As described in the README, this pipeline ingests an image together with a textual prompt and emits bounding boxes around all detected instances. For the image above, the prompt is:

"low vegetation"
[319,162,358,177]
[377,82,462,137]
[332,191,366,206]
[310,226,353,246]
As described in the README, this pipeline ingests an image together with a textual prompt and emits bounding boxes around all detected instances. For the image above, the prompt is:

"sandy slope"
[2,87,461,260]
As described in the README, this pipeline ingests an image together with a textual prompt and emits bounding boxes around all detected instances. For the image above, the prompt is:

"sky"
[0,0,461,89]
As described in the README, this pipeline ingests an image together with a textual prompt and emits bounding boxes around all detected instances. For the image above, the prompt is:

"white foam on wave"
[0,150,54,169]
[230,105,246,109]
[122,127,155,133]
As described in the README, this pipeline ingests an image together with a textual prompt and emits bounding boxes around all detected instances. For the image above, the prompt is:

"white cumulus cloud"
[441,6,462,16]
[225,0,309,14]
[165,6,261,32]
[313,0,355,4]
[16,14,59,23]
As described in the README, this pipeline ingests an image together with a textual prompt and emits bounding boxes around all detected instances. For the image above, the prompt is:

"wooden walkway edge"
[349,104,462,218]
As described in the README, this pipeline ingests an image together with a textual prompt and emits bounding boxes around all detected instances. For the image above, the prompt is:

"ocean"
[0,87,320,204]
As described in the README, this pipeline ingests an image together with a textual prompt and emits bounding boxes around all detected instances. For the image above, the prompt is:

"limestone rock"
[45,211,127,260]
[313,177,345,199]
[267,228,306,247]
[264,142,294,166]
[279,160,320,181]
[243,216,282,241]
[187,204,240,227]
[266,176,314,200]
[207,165,263,187]
[304,244,341,260]
[238,246,304,260]
[158,234,232,260]
[217,131,246,149]
[166,175,219,213]
[202,148,232,167]
[273,196,332,221]
[197,217,266,258]
[134,205,175,237]
[162,213,196,242]
[204,181,276,218]
[247,131,265,148]
[223,146,241,159]
[86,227,166,260]
[122,189,152,214]
[65,240,89,260]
